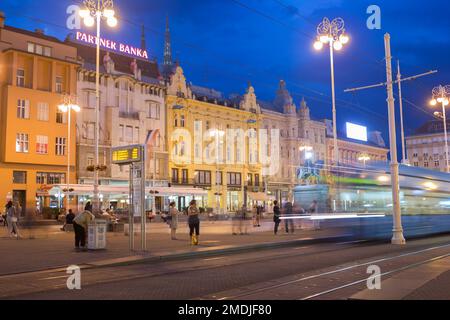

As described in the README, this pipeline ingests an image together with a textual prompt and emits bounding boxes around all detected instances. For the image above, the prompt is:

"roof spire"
[141,24,146,51]
[164,15,172,66]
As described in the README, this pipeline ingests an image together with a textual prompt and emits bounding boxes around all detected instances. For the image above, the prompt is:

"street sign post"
[111,144,146,251]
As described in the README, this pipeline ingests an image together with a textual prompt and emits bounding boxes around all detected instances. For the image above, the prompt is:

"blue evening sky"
[2,0,449,151]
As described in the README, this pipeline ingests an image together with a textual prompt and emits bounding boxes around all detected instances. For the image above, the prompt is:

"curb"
[85,234,352,269]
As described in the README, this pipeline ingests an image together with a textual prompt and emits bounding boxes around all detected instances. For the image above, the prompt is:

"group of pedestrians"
[166,199,200,245]
[273,200,319,235]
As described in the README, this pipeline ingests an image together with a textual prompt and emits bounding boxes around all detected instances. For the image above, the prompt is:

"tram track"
[213,242,450,300]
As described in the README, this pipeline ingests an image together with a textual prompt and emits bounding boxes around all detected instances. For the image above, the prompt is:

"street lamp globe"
[107,16,118,27]
[79,9,90,18]
[58,104,68,112]
[314,41,323,50]
[333,41,343,51]
[430,99,437,106]
[103,9,115,18]
[70,104,81,112]
[319,35,329,43]
[339,33,349,44]
[84,15,95,27]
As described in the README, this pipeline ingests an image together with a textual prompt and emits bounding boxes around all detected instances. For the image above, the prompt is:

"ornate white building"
[260,80,327,203]
[70,39,167,209]
[406,119,450,172]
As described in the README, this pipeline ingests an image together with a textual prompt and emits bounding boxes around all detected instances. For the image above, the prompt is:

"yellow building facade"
[0,15,78,215]
[166,67,264,212]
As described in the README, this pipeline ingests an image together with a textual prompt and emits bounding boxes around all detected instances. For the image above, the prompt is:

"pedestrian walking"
[284,201,294,233]
[6,201,20,238]
[169,201,179,240]
[308,200,318,213]
[188,200,200,245]
[61,209,75,231]
[238,205,248,235]
[2,203,8,227]
[273,200,281,235]
[308,200,320,230]
[256,205,262,227]
[72,210,95,251]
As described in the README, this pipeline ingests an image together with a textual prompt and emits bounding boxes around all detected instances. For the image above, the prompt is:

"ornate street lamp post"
[58,94,80,210]
[313,18,349,167]
[430,85,450,173]
[79,0,117,213]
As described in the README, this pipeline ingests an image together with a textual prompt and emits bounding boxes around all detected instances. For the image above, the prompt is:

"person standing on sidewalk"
[284,201,294,234]
[273,200,281,235]
[72,210,95,251]
[6,201,20,238]
[61,209,75,231]
[188,200,200,245]
[256,205,261,227]
[169,201,179,240]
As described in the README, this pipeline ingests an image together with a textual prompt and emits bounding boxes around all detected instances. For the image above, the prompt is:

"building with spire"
[161,15,175,80]
[141,24,146,52]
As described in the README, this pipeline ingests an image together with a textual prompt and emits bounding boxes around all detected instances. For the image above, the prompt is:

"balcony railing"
[171,178,213,188]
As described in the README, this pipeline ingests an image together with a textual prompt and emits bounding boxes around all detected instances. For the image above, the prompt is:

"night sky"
[2,0,449,155]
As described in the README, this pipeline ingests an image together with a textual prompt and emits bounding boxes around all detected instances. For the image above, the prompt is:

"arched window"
[180,115,185,127]
[174,115,178,127]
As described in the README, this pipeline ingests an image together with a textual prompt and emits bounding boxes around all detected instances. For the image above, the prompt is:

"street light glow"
[333,40,343,51]
[84,15,95,27]
[79,9,90,18]
[103,9,115,18]
[314,41,323,50]
[339,34,349,44]
[107,16,118,27]
[319,35,329,43]
[430,99,437,106]
[58,104,68,113]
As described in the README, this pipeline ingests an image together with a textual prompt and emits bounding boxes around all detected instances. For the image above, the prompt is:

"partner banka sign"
[75,31,149,60]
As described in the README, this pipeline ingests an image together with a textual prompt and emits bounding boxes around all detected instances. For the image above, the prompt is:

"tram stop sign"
[111,145,143,164]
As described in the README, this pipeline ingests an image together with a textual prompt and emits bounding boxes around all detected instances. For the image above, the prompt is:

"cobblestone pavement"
[403,269,450,300]
[6,234,450,300]
[0,219,333,275]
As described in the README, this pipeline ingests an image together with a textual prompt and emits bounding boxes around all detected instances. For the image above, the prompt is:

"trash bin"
[88,220,107,250]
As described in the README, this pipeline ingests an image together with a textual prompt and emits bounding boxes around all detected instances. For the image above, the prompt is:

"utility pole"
[343,34,438,245]
[345,61,436,167]
[384,33,405,245]
[397,61,406,164]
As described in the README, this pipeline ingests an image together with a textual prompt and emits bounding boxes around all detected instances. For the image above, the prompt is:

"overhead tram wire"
[228,0,314,40]
[230,0,388,72]
[110,12,395,122]
[6,11,393,123]
[270,0,317,26]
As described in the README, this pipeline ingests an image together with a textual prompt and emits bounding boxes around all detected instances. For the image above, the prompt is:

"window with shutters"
[55,137,66,156]
[36,135,48,154]
[37,102,49,121]
[16,133,29,153]
[17,99,30,119]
